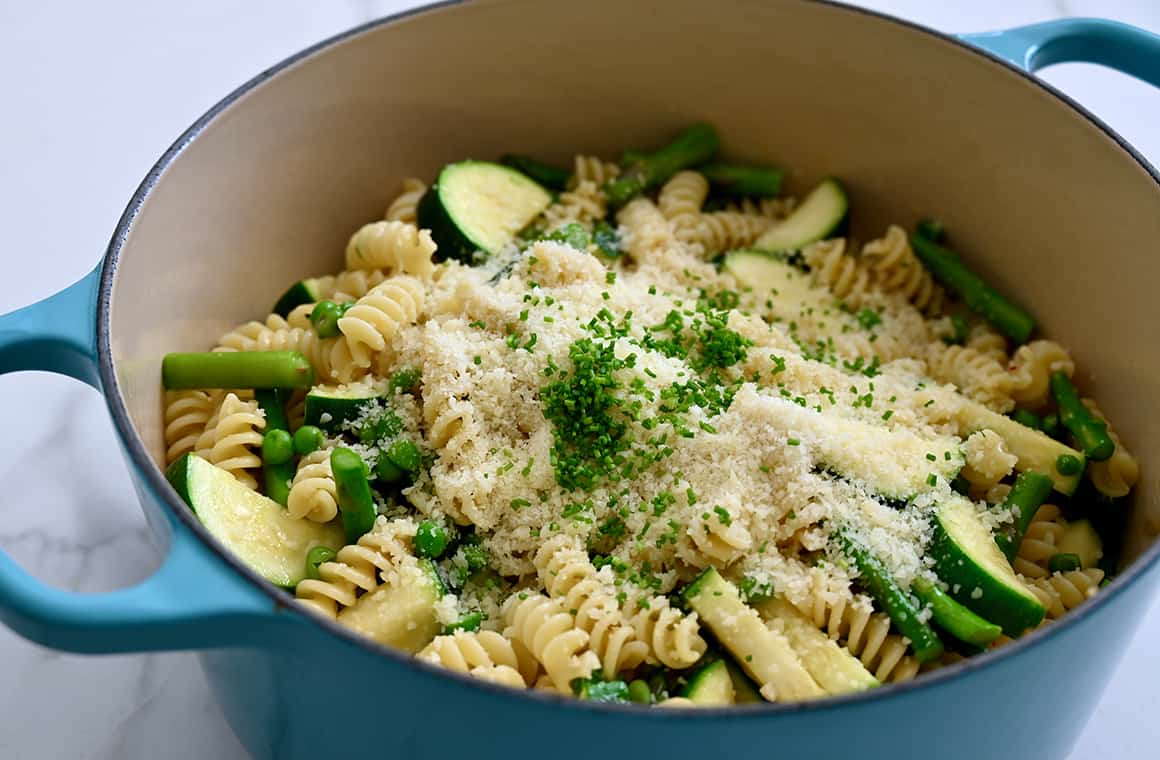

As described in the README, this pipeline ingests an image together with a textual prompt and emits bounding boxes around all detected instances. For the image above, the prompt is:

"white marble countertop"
[1,1,1158,757]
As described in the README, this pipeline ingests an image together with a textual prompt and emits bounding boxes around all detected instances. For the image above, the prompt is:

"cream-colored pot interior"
[108,0,1160,564]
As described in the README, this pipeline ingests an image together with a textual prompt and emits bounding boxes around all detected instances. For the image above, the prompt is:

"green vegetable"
[679,659,735,705]
[162,351,314,390]
[1041,412,1062,439]
[912,577,1002,647]
[385,438,421,473]
[330,447,376,542]
[415,520,449,559]
[543,222,590,249]
[445,611,483,634]
[909,234,1036,343]
[272,278,324,317]
[592,221,622,258]
[417,161,552,263]
[943,313,970,346]
[574,675,629,702]
[1050,372,1114,462]
[698,163,784,197]
[836,532,944,663]
[1056,453,1083,476]
[293,425,325,456]
[915,218,946,243]
[256,389,294,506]
[389,367,420,394]
[1011,409,1041,430]
[305,545,336,580]
[262,429,294,466]
[627,679,652,704]
[460,541,489,572]
[1057,519,1104,569]
[167,454,343,587]
[310,300,352,339]
[604,123,720,207]
[338,558,444,651]
[756,597,878,694]
[994,472,1055,561]
[375,455,405,483]
[1048,553,1082,573]
[752,178,849,254]
[500,154,571,191]
[304,384,389,432]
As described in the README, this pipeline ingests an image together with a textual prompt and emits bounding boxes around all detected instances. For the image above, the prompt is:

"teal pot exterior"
[0,4,1159,759]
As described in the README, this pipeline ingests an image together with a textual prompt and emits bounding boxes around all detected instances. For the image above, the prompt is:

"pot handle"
[961,18,1160,88]
[0,267,287,653]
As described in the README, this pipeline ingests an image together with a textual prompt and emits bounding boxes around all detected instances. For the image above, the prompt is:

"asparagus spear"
[913,577,1002,647]
[909,234,1036,343]
[994,471,1055,561]
[604,123,720,207]
[501,154,571,191]
[698,163,784,197]
[162,351,314,390]
[1050,371,1115,462]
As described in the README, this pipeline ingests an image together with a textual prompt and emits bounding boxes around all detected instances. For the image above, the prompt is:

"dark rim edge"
[94,0,1160,718]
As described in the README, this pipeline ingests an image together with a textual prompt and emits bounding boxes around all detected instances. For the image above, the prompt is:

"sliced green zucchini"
[685,567,823,702]
[756,597,878,695]
[417,161,552,263]
[722,250,833,321]
[272,279,325,317]
[337,558,444,652]
[1058,519,1103,569]
[723,659,763,704]
[679,659,735,705]
[752,178,848,254]
[304,382,388,431]
[167,454,344,587]
[953,400,1084,496]
[930,495,1046,635]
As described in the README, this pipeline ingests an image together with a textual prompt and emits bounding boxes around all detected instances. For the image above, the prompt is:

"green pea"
[462,543,489,572]
[376,454,405,483]
[262,429,294,465]
[415,520,449,559]
[390,367,420,394]
[386,438,422,473]
[310,300,351,339]
[293,425,325,456]
[305,545,337,580]
[445,612,483,634]
[1055,453,1083,476]
[627,680,652,704]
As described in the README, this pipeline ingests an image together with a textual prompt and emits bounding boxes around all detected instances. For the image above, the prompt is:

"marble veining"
[1,1,1157,758]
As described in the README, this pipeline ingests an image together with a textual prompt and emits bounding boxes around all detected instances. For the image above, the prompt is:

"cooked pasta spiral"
[924,342,1015,412]
[215,312,340,381]
[534,536,648,677]
[570,155,619,188]
[193,392,265,489]
[803,238,875,306]
[502,593,600,692]
[1009,340,1074,408]
[794,571,919,683]
[1012,503,1066,580]
[678,511,753,567]
[542,181,607,230]
[295,519,417,618]
[311,269,390,303]
[287,448,338,522]
[1027,568,1104,619]
[860,225,944,316]
[724,196,796,220]
[345,220,437,280]
[959,429,1017,496]
[285,389,307,431]
[621,592,706,669]
[618,198,679,268]
[164,389,221,464]
[385,178,427,224]
[418,631,528,689]
[658,171,709,241]
[1083,399,1139,499]
[965,323,1008,364]
[686,211,773,256]
[337,275,426,371]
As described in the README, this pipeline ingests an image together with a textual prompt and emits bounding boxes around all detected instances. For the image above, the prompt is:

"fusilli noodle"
[1012,503,1066,580]
[164,389,221,464]
[345,221,437,280]
[311,269,390,303]
[860,225,944,316]
[502,592,600,692]
[337,275,426,373]
[685,211,773,256]
[621,592,706,669]
[1083,399,1139,499]
[803,238,875,306]
[657,170,709,242]
[295,518,417,618]
[570,155,619,188]
[1027,568,1104,619]
[1009,340,1074,408]
[385,178,427,224]
[542,180,607,231]
[287,448,338,522]
[924,343,1015,412]
[965,323,1008,364]
[678,510,753,567]
[193,392,265,489]
[960,429,1017,496]
[418,631,528,689]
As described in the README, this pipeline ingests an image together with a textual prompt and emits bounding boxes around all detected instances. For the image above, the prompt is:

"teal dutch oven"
[2,2,1160,758]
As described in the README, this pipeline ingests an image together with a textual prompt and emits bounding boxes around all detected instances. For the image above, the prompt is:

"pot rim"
[95,0,1160,717]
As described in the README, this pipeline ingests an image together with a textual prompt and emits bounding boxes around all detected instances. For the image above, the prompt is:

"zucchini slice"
[337,558,444,652]
[679,659,735,706]
[753,178,848,254]
[417,161,552,263]
[722,250,833,321]
[305,382,389,431]
[1058,519,1103,569]
[685,567,823,702]
[167,454,344,587]
[723,658,763,704]
[931,495,1046,635]
[756,598,878,695]
[272,279,325,317]
[953,400,1084,496]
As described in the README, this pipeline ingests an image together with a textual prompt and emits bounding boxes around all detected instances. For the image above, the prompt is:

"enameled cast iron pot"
[2,2,1160,758]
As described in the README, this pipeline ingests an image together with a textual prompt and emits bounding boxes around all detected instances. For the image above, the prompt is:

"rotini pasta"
[295,518,417,618]
[311,269,390,303]
[193,392,265,489]
[924,343,1015,412]
[385,178,427,224]
[345,220,437,280]
[542,181,607,231]
[657,170,709,242]
[1027,569,1105,619]
[860,225,944,316]
[418,631,528,688]
[164,389,221,464]
[959,429,1017,496]
[678,509,753,567]
[1012,503,1066,580]
[685,211,773,256]
[1009,339,1074,408]
[287,448,338,522]
[502,593,600,692]
[802,238,875,306]
[621,592,706,669]
[337,275,426,372]
[569,154,619,188]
